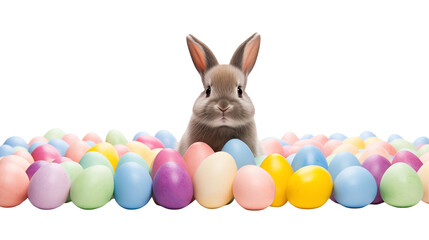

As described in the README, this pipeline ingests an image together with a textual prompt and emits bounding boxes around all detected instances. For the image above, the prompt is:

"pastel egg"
[85,141,96,147]
[328,151,361,181]
[233,165,275,210]
[28,163,70,210]
[260,154,293,207]
[1,155,30,170]
[380,162,423,207]
[62,133,80,145]
[414,137,429,147]
[193,152,237,209]
[417,162,429,204]
[117,152,150,173]
[60,161,83,202]
[420,152,429,164]
[312,135,329,145]
[292,145,328,171]
[151,148,186,179]
[44,128,65,141]
[329,133,347,141]
[360,131,376,140]
[106,129,128,145]
[0,162,29,207]
[358,147,390,164]
[417,145,429,157]
[332,143,359,155]
[343,137,365,150]
[28,136,48,146]
[154,130,177,149]
[28,142,45,153]
[324,139,343,156]
[65,140,91,163]
[153,162,193,209]
[133,131,149,141]
[364,137,382,147]
[366,141,397,156]
[388,134,403,143]
[287,166,333,209]
[0,144,16,157]
[255,155,266,166]
[4,136,27,149]
[80,151,114,174]
[281,132,299,145]
[136,135,165,150]
[70,165,114,209]
[362,154,392,204]
[13,150,34,164]
[390,139,418,152]
[52,157,72,164]
[114,162,153,209]
[291,140,325,155]
[183,142,215,180]
[114,144,130,158]
[392,150,423,172]
[222,139,256,169]
[87,142,119,170]
[261,138,284,156]
[48,138,69,156]
[26,160,49,180]
[82,132,103,144]
[300,134,313,140]
[126,141,156,167]
[31,144,61,162]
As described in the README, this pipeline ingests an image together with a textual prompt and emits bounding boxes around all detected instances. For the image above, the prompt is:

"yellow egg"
[332,143,359,155]
[193,152,237,209]
[286,166,333,209]
[87,142,119,170]
[260,154,293,207]
[125,141,154,168]
[364,137,382,147]
[343,137,365,149]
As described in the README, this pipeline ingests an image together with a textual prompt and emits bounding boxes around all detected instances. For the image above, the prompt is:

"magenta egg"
[392,150,423,172]
[26,160,50,180]
[153,162,193,209]
[151,148,186,179]
[31,144,61,162]
[136,135,165,149]
[361,154,391,204]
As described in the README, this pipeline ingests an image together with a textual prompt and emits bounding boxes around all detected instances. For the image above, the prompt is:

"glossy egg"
[65,140,91,163]
[361,154,391,204]
[183,142,215,180]
[82,132,103,144]
[4,136,27,149]
[117,152,150,173]
[136,135,165,149]
[31,144,61,162]
[0,144,16,157]
[26,160,49,180]
[193,152,237,209]
[87,142,119,170]
[260,154,293,207]
[151,148,186,179]
[48,138,69,156]
[292,145,328,171]
[328,151,361,181]
[281,132,299,145]
[60,161,83,202]
[261,138,284,156]
[44,128,65,141]
[0,162,29,207]
[222,139,256,169]
[106,129,128,145]
[79,151,114,174]
[155,130,177,149]
[392,150,423,172]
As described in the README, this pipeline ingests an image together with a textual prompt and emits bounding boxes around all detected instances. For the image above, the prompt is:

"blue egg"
[286,153,296,165]
[117,152,150,173]
[300,134,313,140]
[413,136,429,147]
[85,141,96,147]
[333,166,377,208]
[4,136,28,149]
[48,138,69,156]
[388,134,402,143]
[133,131,149,141]
[328,151,361,181]
[291,145,328,171]
[114,162,153,209]
[221,139,256,169]
[0,145,16,157]
[329,133,347,141]
[154,130,177,149]
[360,131,376,140]
[28,142,46,153]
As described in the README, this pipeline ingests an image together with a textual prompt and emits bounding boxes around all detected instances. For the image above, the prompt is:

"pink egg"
[420,152,429,164]
[151,148,186,179]
[65,140,91,163]
[392,150,423,172]
[26,160,50,180]
[183,142,215,180]
[282,145,292,157]
[0,155,30,170]
[233,165,275,210]
[62,133,80,145]
[324,139,343,156]
[28,136,48,147]
[82,132,103,144]
[261,138,284,156]
[31,144,61,162]
[52,157,72,164]
[312,134,329,145]
[13,150,34,164]
[114,145,130,158]
[136,135,165,149]
[366,141,396,156]
[281,132,299,145]
[0,162,29,207]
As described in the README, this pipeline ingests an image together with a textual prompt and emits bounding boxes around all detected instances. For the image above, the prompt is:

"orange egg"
[0,155,30,170]
[13,150,34,164]
[65,140,91,163]
[0,163,29,207]
[366,141,396,156]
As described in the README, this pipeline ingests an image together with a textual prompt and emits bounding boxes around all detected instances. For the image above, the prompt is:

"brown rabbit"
[177,33,262,156]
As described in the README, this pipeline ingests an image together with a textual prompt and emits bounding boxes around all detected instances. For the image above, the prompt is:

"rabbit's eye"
[237,86,243,98]
[205,86,211,97]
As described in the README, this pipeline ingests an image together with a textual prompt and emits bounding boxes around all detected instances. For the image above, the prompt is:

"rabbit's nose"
[217,100,231,112]
[217,106,230,113]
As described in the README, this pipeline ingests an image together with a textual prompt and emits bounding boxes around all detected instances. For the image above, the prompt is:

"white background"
[1,0,429,239]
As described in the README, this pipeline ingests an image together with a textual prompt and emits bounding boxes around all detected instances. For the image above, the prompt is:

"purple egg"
[153,162,193,209]
[52,157,72,164]
[361,154,391,204]
[26,160,49,180]
[27,163,71,210]
[392,150,423,172]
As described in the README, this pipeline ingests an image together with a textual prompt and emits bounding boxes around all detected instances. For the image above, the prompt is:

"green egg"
[106,129,128,146]
[390,139,418,152]
[116,152,150,173]
[80,151,114,175]
[417,145,429,157]
[60,161,84,202]
[380,162,423,208]
[44,128,65,141]
[254,155,266,166]
[70,165,114,209]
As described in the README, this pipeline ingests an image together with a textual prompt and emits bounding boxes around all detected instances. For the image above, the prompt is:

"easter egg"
[70,165,114,209]
[312,135,329,145]
[1,155,30,170]
[329,133,347,141]
[136,135,165,149]
[48,138,69,156]
[87,142,119,170]
[392,150,423,172]
[364,137,381,147]
[65,140,91,163]
[28,142,45,153]
[151,148,186,179]
[286,153,296,165]
[117,152,150,173]
[417,162,429,204]
[300,134,313,140]
[155,130,177,149]
[261,138,284,156]
[361,154,391,204]
[420,152,429,164]
[44,128,65,141]
[417,145,429,157]
[193,152,237,209]
[343,137,365,150]
[28,136,48,146]
[358,147,390,164]
[13,150,34,164]
[52,157,72,164]
[324,140,343,156]
[86,141,96,147]
[153,162,193,209]
[260,154,293,207]
[414,137,429,147]
[82,132,103,144]
[287,166,333,209]
[0,144,15,157]
[388,134,403,143]
[26,160,49,180]
[328,151,361,181]
[62,133,80,145]
[183,142,215,180]
[114,162,153,209]
[125,141,155,167]
[0,162,29,207]
[31,144,61,162]
[333,166,377,208]
[114,144,130,158]
[281,132,299,145]
[232,165,275,210]
[366,141,397,156]
[106,129,128,146]
[4,136,27,149]
[390,139,418,152]
[27,163,70,209]
[255,155,266,166]
[360,131,376,140]
[60,161,83,202]
[222,139,256,169]
[380,162,423,207]
[133,131,149,141]
[332,143,359,155]
[79,151,114,174]
[292,145,328,171]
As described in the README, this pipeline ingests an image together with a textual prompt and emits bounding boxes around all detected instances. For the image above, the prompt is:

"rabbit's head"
[186,33,261,129]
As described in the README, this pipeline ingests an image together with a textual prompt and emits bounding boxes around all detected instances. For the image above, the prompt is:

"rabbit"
[177,33,263,156]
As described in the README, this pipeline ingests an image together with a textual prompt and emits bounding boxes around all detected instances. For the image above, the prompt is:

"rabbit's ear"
[230,33,261,76]
[186,34,219,76]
